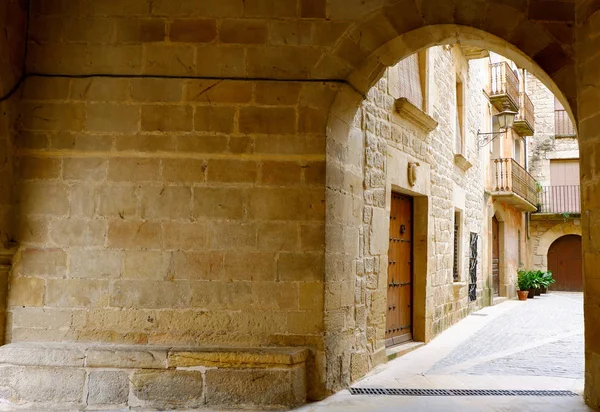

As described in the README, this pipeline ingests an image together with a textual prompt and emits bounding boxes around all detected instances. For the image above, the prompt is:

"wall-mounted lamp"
[477,109,517,147]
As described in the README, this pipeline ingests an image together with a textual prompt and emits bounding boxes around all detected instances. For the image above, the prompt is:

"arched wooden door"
[492,216,500,296]
[547,235,582,292]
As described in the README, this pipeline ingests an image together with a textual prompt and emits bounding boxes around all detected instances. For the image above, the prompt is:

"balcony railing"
[492,158,537,207]
[488,62,520,112]
[513,92,534,136]
[555,109,576,137]
[537,185,580,213]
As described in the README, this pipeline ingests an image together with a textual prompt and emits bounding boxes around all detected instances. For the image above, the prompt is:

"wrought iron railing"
[537,185,580,213]
[491,158,537,206]
[555,110,576,137]
[515,92,534,128]
[488,62,520,108]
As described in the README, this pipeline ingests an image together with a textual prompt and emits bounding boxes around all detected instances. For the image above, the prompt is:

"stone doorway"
[492,215,500,297]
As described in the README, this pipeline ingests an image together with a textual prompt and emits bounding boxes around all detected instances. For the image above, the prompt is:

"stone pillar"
[576,4,600,408]
[0,245,16,345]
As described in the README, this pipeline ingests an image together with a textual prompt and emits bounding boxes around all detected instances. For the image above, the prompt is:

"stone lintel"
[393,97,438,133]
[454,153,473,171]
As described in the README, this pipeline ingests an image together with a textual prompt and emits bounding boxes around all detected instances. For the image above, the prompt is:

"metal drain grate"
[348,388,578,397]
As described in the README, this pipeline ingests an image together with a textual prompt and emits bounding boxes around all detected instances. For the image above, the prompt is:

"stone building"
[0,1,599,410]
[527,74,582,291]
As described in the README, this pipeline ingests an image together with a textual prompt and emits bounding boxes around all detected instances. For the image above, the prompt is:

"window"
[455,79,465,155]
[513,137,521,165]
[453,210,462,282]
[395,52,427,111]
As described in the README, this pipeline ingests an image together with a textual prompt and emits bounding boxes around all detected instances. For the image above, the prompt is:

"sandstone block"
[108,158,160,182]
[254,82,301,105]
[86,104,140,133]
[107,220,162,249]
[123,250,170,280]
[299,281,324,310]
[257,222,299,251]
[21,103,85,132]
[220,19,268,44]
[17,156,60,180]
[87,370,129,405]
[87,45,143,74]
[190,280,252,310]
[176,188,233,220]
[171,251,224,280]
[162,159,206,183]
[243,0,298,17]
[46,279,109,308]
[196,46,246,77]
[70,78,130,101]
[86,348,167,368]
[50,133,113,152]
[15,248,66,277]
[115,18,166,43]
[144,44,195,76]
[18,182,69,216]
[69,184,96,218]
[110,280,191,309]
[0,343,84,367]
[131,78,182,102]
[186,80,253,104]
[260,161,302,185]
[205,367,306,407]
[170,19,217,43]
[221,251,276,281]
[239,107,296,134]
[68,249,121,279]
[141,105,193,132]
[206,159,257,183]
[7,277,44,307]
[62,157,107,181]
[206,222,257,250]
[21,77,70,100]
[194,105,236,133]
[301,0,326,18]
[252,281,299,310]
[11,308,73,330]
[277,252,324,281]
[0,366,85,403]
[131,370,203,409]
[49,219,107,247]
[162,222,207,250]
[139,186,192,220]
[96,185,138,218]
[115,134,177,152]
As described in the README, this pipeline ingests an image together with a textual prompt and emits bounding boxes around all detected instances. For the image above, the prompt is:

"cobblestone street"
[298,292,589,411]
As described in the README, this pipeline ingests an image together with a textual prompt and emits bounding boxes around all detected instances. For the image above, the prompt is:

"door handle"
[400,224,406,234]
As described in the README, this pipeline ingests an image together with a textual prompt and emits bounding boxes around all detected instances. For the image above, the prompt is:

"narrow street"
[299,293,590,411]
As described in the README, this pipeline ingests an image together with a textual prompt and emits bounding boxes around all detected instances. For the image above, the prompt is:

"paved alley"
[297,292,590,411]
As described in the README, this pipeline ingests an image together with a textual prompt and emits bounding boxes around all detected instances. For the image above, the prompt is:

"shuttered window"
[396,54,424,110]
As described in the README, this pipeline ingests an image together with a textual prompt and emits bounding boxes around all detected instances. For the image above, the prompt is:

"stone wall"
[334,46,488,385]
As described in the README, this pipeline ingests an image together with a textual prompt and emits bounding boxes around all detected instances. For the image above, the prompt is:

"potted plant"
[517,270,530,301]
[526,271,541,299]
[539,271,555,294]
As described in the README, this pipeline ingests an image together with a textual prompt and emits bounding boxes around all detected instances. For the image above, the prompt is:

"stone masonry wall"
[7,76,332,397]
[527,72,580,271]
[339,46,487,384]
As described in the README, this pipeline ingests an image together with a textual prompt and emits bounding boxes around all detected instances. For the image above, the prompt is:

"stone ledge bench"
[0,342,309,410]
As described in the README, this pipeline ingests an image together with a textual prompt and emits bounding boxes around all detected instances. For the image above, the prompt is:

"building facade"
[0,1,599,410]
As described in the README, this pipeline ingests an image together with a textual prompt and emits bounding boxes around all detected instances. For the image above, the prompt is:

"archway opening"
[548,235,583,292]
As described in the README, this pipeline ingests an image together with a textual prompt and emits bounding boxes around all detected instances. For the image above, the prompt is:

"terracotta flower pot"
[517,290,529,301]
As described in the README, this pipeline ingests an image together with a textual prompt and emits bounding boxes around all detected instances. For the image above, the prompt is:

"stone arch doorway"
[322,18,583,403]
[548,235,583,292]
[535,222,582,270]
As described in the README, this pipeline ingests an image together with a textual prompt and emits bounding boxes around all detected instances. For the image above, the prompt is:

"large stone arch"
[322,16,581,398]
[536,223,583,270]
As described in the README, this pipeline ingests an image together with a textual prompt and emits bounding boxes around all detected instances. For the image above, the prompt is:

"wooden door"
[548,235,582,292]
[386,194,413,347]
[492,216,500,297]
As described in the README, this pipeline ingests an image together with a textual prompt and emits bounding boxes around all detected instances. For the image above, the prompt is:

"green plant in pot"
[517,270,531,300]
[539,271,555,294]
[525,270,541,299]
